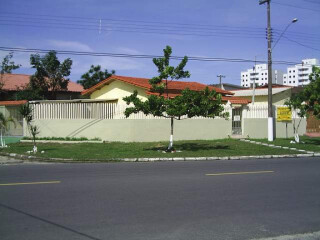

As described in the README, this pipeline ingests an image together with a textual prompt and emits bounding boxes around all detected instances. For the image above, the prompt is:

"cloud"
[71,55,146,75]
[47,40,93,52]
[115,47,143,55]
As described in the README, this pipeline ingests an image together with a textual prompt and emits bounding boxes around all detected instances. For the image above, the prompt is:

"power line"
[282,36,320,52]
[0,14,266,33]
[0,46,308,66]
[1,11,319,41]
[273,30,320,41]
[0,19,267,37]
[0,11,266,31]
[272,1,320,12]
[0,23,268,39]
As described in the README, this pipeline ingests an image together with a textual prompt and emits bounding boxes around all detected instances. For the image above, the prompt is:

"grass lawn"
[0,139,300,161]
[257,136,320,153]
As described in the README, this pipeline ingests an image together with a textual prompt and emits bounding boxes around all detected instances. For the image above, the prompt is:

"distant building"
[283,58,319,87]
[240,64,284,88]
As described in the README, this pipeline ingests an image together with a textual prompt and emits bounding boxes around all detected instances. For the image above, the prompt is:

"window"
[289,81,291,83]
[293,81,295,83]
[293,70,295,73]
[289,76,291,78]
[284,81,287,84]
[289,70,291,73]
[265,78,267,80]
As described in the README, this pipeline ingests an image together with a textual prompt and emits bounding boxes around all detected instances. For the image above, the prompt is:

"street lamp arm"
[272,18,298,51]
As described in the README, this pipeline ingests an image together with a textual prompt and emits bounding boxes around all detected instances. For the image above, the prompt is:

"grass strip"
[0,139,300,161]
[257,136,320,153]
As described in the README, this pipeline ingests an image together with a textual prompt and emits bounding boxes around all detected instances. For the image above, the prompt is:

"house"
[211,83,246,91]
[81,75,250,106]
[231,84,295,105]
[0,73,84,100]
[19,76,306,141]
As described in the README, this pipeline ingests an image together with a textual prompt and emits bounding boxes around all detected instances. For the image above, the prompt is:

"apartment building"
[241,64,283,88]
[283,58,319,86]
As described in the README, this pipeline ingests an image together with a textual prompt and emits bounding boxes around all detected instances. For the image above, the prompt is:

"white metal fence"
[32,102,117,119]
[30,102,232,120]
[243,105,301,119]
[29,102,301,120]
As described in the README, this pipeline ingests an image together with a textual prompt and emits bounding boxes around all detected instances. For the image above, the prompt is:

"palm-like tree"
[0,112,15,147]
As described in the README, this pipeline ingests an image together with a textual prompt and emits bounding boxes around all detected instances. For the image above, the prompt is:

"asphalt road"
[1,157,320,240]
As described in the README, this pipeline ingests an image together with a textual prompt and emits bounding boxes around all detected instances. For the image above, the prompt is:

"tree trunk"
[0,129,3,147]
[168,117,174,151]
[33,137,37,153]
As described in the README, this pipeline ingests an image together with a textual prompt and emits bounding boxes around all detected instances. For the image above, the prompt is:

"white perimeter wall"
[25,117,306,142]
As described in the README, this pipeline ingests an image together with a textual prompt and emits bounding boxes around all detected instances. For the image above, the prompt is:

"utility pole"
[259,0,273,141]
[252,56,257,105]
[217,74,225,89]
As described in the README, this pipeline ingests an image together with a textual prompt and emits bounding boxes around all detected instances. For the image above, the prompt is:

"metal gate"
[3,106,24,136]
[232,107,242,135]
[307,111,320,133]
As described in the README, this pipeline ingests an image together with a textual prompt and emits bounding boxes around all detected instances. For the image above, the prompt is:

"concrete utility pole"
[259,0,274,141]
[217,74,225,89]
[252,56,257,105]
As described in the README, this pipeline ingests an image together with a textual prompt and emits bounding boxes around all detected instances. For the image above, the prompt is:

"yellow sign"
[277,107,292,122]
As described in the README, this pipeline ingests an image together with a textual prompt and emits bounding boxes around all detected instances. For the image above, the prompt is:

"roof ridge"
[2,73,31,77]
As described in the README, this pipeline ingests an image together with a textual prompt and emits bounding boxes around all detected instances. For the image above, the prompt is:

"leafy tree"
[19,103,39,153]
[30,51,72,99]
[123,46,228,152]
[13,88,44,101]
[0,52,21,91]
[77,65,115,89]
[285,66,320,142]
[0,112,15,147]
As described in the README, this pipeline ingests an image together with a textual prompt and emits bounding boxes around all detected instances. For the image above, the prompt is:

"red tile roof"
[0,73,84,92]
[82,75,234,96]
[222,96,251,104]
[146,92,250,104]
[0,100,28,106]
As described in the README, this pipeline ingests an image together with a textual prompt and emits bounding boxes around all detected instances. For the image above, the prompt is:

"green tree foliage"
[77,65,115,89]
[123,46,228,151]
[285,66,320,142]
[14,88,44,101]
[286,66,320,119]
[0,112,15,147]
[19,103,39,152]
[29,51,72,99]
[0,52,21,91]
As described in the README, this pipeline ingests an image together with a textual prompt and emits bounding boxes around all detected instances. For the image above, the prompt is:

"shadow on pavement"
[0,203,103,240]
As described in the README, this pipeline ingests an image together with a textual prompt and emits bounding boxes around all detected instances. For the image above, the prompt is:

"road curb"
[0,151,319,164]
[239,139,318,155]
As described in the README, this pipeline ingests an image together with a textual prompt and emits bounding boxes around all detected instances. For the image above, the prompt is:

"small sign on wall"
[234,115,241,121]
[277,107,292,122]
